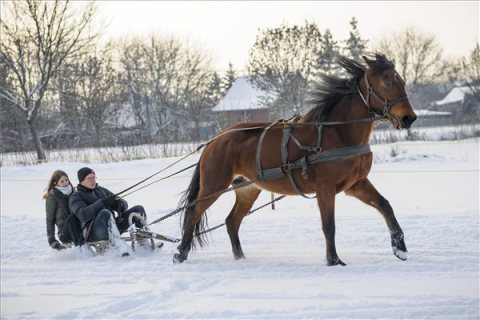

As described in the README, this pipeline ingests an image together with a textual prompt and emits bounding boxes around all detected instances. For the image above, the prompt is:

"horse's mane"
[304,53,394,122]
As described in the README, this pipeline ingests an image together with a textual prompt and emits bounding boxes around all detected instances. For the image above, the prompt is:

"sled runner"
[61,226,171,255]
[121,211,176,251]
[57,211,177,254]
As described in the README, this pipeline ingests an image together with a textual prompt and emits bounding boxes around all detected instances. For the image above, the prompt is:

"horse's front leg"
[316,185,346,266]
[345,178,407,261]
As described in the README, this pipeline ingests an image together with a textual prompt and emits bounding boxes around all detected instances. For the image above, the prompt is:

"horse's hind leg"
[174,193,223,263]
[345,178,407,261]
[225,178,261,260]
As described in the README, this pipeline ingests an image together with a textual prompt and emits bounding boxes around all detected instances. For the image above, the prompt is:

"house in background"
[212,76,271,125]
[430,85,479,123]
[431,86,478,112]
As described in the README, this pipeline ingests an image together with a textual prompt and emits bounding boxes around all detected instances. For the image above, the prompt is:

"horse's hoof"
[173,252,186,264]
[393,247,407,261]
[327,257,347,266]
[391,233,408,261]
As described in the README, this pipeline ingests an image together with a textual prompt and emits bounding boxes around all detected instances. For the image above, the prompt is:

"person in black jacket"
[44,170,84,250]
[69,167,147,243]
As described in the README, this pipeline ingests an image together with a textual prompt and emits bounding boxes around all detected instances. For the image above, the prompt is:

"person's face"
[81,173,96,189]
[56,175,70,188]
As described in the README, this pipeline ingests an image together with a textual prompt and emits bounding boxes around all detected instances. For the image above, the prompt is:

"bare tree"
[119,35,216,142]
[145,36,183,135]
[452,44,480,120]
[178,46,217,141]
[118,38,149,130]
[50,58,85,146]
[375,27,444,99]
[64,48,122,147]
[0,59,30,152]
[247,21,323,116]
[460,44,480,101]
[0,0,96,160]
[118,36,183,139]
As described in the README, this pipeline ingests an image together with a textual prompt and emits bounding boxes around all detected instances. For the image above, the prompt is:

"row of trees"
[246,20,479,117]
[1,1,478,160]
[247,19,368,116]
[1,1,96,159]
[0,1,234,158]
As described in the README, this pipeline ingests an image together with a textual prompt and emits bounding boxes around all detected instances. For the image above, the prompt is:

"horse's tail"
[178,162,209,248]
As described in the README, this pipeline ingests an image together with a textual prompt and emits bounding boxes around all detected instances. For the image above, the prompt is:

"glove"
[50,240,63,251]
[114,199,128,213]
[102,195,117,208]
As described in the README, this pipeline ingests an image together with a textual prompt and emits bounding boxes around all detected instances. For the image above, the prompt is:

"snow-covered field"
[1,139,479,319]
[1,124,478,166]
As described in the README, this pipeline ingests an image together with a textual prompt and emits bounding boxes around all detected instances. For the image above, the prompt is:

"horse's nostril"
[402,115,416,126]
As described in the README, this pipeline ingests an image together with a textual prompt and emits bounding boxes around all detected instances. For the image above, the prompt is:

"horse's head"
[360,55,417,129]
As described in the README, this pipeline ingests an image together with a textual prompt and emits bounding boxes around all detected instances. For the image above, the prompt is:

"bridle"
[356,72,408,117]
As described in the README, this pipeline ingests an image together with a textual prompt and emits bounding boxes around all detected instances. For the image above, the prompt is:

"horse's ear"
[362,55,374,67]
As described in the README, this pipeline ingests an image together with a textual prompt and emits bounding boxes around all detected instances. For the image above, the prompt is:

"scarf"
[55,185,73,196]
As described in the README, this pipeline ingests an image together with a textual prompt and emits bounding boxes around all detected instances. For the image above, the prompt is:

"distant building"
[212,76,271,125]
[431,85,479,123]
[432,86,479,112]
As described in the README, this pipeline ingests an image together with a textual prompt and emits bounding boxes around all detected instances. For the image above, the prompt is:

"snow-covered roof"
[212,76,268,112]
[434,86,477,106]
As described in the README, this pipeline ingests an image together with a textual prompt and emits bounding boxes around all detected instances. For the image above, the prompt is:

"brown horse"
[174,54,417,265]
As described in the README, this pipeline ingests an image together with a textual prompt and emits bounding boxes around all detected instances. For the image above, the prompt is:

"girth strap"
[257,141,371,195]
[303,144,371,167]
[260,144,371,180]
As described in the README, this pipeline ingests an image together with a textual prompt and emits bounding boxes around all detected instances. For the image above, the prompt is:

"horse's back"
[211,121,271,148]
[199,122,273,180]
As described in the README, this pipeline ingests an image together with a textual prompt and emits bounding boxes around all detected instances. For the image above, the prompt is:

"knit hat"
[77,167,95,182]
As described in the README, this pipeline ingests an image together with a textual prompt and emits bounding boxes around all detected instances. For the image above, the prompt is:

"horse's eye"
[384,81,392,88]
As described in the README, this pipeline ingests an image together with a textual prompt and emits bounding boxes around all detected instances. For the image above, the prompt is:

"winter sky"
[98,1,479,72]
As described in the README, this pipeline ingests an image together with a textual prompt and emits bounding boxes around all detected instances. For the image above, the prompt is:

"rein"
[113,145,204,198]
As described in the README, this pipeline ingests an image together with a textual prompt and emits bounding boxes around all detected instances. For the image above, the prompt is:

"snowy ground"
[1,139,479,319]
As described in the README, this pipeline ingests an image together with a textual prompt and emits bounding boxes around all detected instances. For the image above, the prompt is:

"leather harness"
[255,116,371,198]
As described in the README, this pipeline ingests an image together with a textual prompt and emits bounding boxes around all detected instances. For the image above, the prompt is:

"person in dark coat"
[69,167,147,243]
[44,170,84,250]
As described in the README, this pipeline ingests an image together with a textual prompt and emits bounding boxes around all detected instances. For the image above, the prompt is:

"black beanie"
[77,167,95,182]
